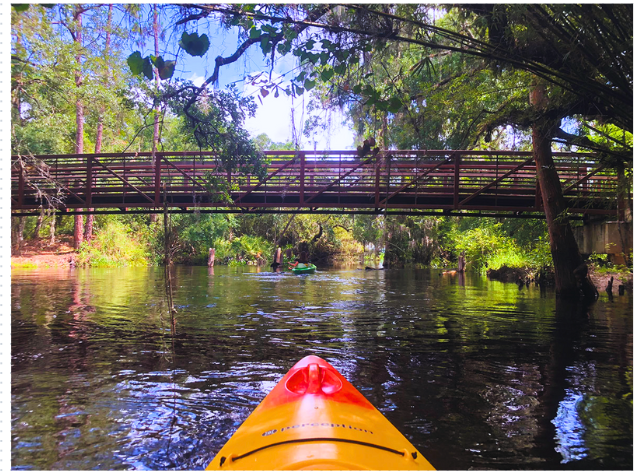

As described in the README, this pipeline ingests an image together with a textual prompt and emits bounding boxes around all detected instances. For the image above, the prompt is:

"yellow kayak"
[207,355,435,470]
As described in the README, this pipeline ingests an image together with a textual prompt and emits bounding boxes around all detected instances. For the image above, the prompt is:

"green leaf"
[319,52,330,65]
[352,84,362,94]
[158,60,176,80]
[320,69,334,82]
[12,4,30,11]
[334,63,347,75]
[387,96,403,113]
[295,71,306,82]
[295,85,305,96]
[365,96,379,107]
[305,39,315,50]
[262,24,277,35]
[142,57,153,80]
[179,32,210,57]
[127,51,145,76]
[277,42,291,55]
[249,27,261,39]
[260,34,271,55]
[304,79,316,91]
[321,39,333,50]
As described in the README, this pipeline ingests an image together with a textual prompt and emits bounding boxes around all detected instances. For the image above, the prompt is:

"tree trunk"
[12,217,21,256]
[382,226,390,268]
[150,4,161,221]
[84,109,98,242]
[74,214,84,249]
[34,208,44,239]
[530,84,597,301]
[73,5,84,250]
[49,212,56,245]
[457,251,466,273]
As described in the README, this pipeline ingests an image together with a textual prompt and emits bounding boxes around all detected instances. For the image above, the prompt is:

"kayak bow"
[207,355,435,470]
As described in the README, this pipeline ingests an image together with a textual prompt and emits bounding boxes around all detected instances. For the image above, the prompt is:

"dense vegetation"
[11,5,631,282]
[17,208,555,273]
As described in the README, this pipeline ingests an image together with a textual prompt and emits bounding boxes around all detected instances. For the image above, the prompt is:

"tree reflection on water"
[11,266,633,469]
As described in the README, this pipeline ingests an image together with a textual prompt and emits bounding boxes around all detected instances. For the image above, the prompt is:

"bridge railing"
[11,150,619,214]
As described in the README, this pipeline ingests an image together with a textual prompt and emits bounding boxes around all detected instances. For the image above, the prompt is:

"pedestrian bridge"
[11,149,620,217]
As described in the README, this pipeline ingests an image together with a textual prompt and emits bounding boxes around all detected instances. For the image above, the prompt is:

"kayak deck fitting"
[207,355,435,470]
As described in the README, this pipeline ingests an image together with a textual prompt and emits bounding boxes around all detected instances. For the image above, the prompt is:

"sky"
[166,12,356,150]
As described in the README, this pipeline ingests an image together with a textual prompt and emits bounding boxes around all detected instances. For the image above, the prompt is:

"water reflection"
[11,266,632,470]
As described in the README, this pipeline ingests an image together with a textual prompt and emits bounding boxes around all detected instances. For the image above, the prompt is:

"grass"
[11,262,39,269]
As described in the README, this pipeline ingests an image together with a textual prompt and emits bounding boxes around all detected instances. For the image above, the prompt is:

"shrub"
[76,221,150,267]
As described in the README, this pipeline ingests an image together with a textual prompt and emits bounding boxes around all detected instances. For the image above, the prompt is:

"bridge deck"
[11,150,619,215]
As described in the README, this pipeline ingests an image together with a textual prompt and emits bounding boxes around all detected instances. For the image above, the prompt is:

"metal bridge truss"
[11,150,620,216]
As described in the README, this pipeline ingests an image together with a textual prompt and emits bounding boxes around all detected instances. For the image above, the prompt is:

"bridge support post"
[154,151,161,206]
[85,155,93,206]
[374,156,381,210]
[18,161,24,208]
[453,152,460,209]
[299,152,305,205]
[617,165,631,222]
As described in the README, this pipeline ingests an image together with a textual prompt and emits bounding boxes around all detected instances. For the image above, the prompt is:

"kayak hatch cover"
[207,355,435,470]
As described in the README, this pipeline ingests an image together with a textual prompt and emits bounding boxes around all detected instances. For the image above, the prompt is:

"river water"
[11,266,633,470]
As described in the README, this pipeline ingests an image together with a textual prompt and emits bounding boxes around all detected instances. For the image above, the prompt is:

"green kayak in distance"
[291,263,317,274]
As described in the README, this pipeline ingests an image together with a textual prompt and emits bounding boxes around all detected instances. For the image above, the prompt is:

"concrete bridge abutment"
[573,220,633,266]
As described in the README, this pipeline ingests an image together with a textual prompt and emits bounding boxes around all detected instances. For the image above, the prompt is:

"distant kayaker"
[289,250,309,269]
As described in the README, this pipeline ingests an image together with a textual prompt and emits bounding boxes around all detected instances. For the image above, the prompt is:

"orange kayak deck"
[207,355,435,470]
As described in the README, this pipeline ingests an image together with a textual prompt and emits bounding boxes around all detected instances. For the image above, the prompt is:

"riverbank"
[11,237,77,268]
[12,240,633,296]
[486,265,632,294]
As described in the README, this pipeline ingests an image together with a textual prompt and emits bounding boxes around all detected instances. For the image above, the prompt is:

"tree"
[167,4,631,298]
[85,4,115,242]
